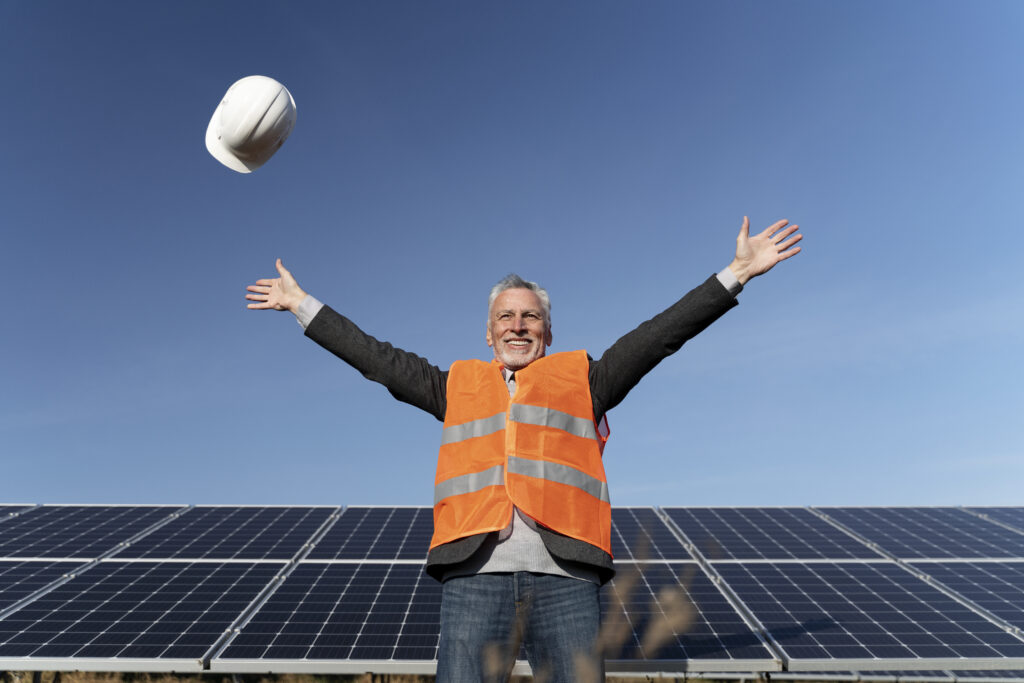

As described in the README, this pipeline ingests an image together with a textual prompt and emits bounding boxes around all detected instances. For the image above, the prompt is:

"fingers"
[275,258,291,278]
[770,224,800,244]
[759,219,789,238]
[777,232,803,251]
[776,245,802,261]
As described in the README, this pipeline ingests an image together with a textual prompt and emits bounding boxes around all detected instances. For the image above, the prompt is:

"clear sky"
[2,1,1022,508]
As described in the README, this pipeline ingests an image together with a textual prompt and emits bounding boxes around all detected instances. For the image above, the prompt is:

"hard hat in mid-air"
[206,75,296,173]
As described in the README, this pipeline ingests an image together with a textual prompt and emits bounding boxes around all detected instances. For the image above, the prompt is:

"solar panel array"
[0,505,1022,677]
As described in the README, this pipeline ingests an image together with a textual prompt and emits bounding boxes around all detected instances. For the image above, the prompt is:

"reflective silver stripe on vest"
[507,456,610,503]
[434,464,505,504]
[508,403,599,441]
[440,411,507,446]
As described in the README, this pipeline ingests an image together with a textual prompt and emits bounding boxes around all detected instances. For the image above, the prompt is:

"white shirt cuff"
[296,295,324,330]
[716,267,743,297]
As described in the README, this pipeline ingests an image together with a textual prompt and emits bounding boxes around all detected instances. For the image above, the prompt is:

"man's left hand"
[728,217,802,285]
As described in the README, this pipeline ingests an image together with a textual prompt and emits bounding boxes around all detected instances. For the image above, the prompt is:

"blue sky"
[2,1,1022,507]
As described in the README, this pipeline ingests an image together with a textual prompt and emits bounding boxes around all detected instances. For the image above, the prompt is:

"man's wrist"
[727,259,751,286]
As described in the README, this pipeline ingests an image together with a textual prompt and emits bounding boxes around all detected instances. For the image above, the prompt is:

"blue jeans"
[436,572,603,683]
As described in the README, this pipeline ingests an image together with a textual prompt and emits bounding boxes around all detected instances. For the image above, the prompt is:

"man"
[246,216,802,682]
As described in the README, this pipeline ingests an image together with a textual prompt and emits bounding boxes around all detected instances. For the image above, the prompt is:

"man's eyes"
[495,312,541,321]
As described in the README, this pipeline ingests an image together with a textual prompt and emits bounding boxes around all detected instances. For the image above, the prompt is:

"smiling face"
[486,287,552,371]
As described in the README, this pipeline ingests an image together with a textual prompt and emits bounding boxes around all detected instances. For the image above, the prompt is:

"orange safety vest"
[430,350,612,555]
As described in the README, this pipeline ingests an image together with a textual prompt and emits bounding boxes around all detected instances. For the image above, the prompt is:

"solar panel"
[0,506,33,523]
[664,507,884,560]
[0,560,281,670]
[611,507,691,561]
[210,559,779,674]
[969,509,1024,534]
[117,506,336,560]
[3,505,1024,676]
[0,560,85,613]
[908,562,1024,631]
[309,506,694,563]
[601,561,778,672]
[0,506,182,559]
[307,507,433,561]
[715,561,1024,670]
[211,561,440,672]
[818,508,1024,559]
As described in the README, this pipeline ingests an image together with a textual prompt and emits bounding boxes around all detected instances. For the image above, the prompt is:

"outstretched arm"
[727,217,802,285]
[246,258,309,313]
[244,258,449,420]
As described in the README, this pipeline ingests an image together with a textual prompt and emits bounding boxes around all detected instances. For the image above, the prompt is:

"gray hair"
[488,273,551,326]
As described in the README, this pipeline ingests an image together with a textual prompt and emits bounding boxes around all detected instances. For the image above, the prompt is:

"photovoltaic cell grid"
[819,508,1024,559]
[611,507,691,561]
[909,562,1024,631]
[215,562,440,662]
[1,506,32,522]
[117,506,336,560]
[716,561,1024,669]
[0,561,280,662]
[0,506,181,559]
[306,506,691,562]
[664,507,885,561]
[307,507,433,561]
[212,560,777,671]
[2,505,1024,675]
[970,509,1024,534]
[601,561,776,668]
[0,561,85,612]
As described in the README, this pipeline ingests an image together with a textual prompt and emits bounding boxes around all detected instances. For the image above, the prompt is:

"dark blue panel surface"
[218,562,441,661]
[0,507,33,523]
[0,506,180,559]
[0,561,85,612]
[218,560,774,668]
[969,509,1024,534]
[603,562,774,665]
[911,562,1024,631]
[0,561,279,660]
[820,508,1024,559]
[716,562,1024,664]
[611,508,691,561]
[307,507,433,561]
[117,506,334,560]
[664,507,883,560]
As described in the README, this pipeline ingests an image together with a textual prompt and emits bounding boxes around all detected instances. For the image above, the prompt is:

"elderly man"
[246,217,801,682]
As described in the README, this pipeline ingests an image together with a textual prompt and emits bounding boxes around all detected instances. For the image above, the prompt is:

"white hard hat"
[206,75,296,173]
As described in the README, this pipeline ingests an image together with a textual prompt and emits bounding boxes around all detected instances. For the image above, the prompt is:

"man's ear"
[486,324,494,348]
[544,325,553,347]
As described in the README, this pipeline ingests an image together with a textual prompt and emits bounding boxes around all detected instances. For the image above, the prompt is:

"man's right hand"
[246,258,308,313]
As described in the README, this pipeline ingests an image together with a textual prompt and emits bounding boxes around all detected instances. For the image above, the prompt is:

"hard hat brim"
[205,101,260,174]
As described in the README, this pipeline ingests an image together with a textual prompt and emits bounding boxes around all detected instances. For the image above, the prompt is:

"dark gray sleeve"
[588,274,738,420]
[304,305,448,421]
